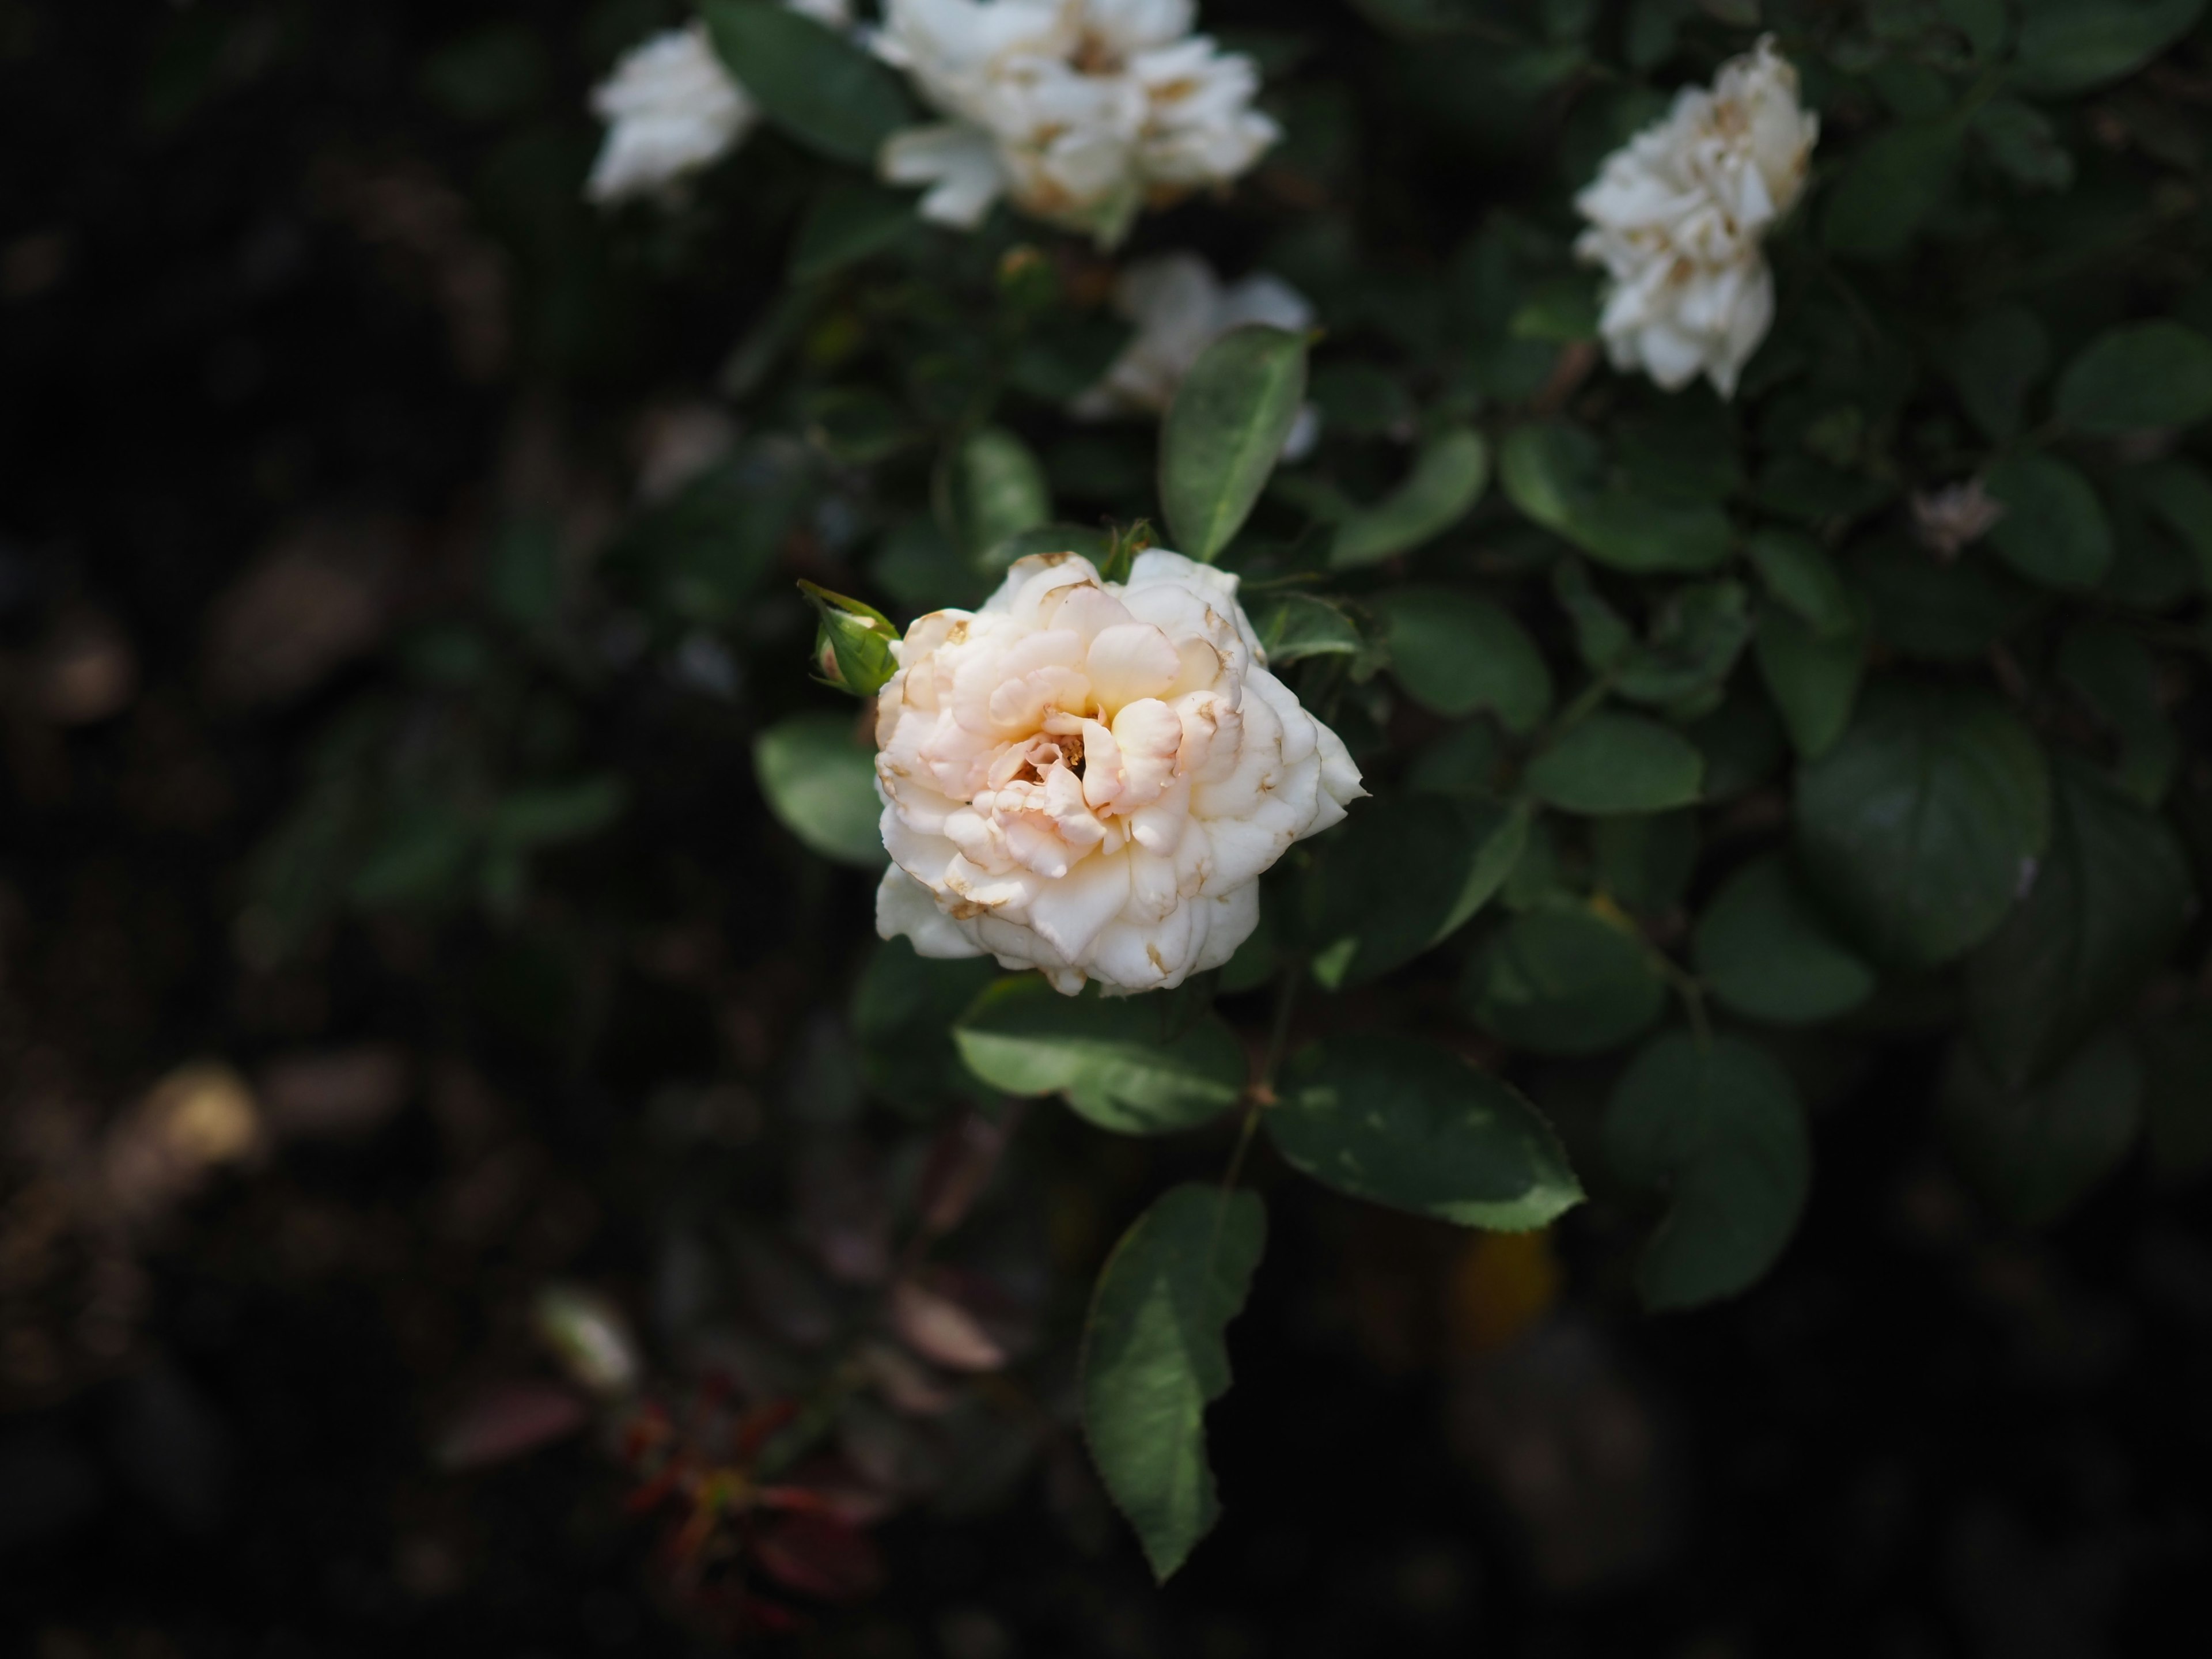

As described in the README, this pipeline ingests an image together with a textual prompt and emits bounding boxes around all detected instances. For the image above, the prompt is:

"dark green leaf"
[789,181,916,282]
[1984,452,2113,590]
[1756,603,1865,758]
[1526,713,1705,815]
[1693,853,1877,1025]
[1270,1037,1582,1228]
[1082,1184,1265,1582]
[852,940,1001,1110]
[952,977,1244,1135]
[1939,1029,2142,1225]
[1605,1033,1811,1310]
[1972,98,2075,191]
[1305,795,1529,986]
[1248,590,1363,664]
[753,713,884,868]
[1407,723,1504,798]
[1465,905,1666,1055]
[1330,427,1488,568]
[2012,0,2206,97]
[2057,620,2180,804]
[1945,307,2050,444]
[1964,759,2195,1084]
[349,804,470,907]
[1745,529,1855,637]
[487,776,629,848]
[700,0,915,164]
[937,427,1051,565]
[1592,810,1698,914]
[1613,581,1753,713]
[2055,321,2212,435]
[1160,327,1310,563]
[1500,423,1733,574]
[1852,537,2041,661]
[1373,586,1552,732]
[2131,457,2212,590]
[1796,684,2051,969]
[1824,120,1964,260]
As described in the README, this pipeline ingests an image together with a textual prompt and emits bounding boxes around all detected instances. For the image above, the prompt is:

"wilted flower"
[874,550,1361,994]
[874,0,1278,247]
[1073,253,1316,448]
[1911,478,2006,558]
[1574,36,1817,398]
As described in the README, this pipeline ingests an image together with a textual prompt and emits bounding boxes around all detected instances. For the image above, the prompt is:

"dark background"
[4,3,2211,1655]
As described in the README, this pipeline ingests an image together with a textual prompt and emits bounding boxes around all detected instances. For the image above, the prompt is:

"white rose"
[585,4,857,207]
[1073,252,1314,421]
[875,0,1278,247]
[1573,35,1817,398]
[874,549,1362,995]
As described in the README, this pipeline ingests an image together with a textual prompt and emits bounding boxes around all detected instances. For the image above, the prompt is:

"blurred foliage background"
[7,0,2212,1654]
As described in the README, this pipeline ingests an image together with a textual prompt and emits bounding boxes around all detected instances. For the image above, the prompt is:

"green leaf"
[1082,1184,1266,1582]
[1938,1029,2142,1226]
[1745,529,1855,637]
[1692,854,1877,1025]
[2012,0,2206,97]
[1526,713,1705,815]
[1852,536,2041,661]
[1964,759,2195,1085]
[1796,684,2051,970]
[2131,457,2212,590]
[1945,307,2050,444]
[487,776,629,849]
[952,977,1244,1135]
[349,803,471,907]
[1972,98,2075,191]
[1605,1032,1811,1310]
[1984,452,2114,590]
[937,427,1052,565]
[1465,905,1666,1055]
[852,940,1001,1111]
[1247,590,1363,665]
[1305,795,1530,986]
[1270,1037,1583,1229]
[485,520,563,631]
[1500,423,1732,574]
[1329,427,1489,568]
[789,181,916,282]
[1160,326,1310,563]
[1823,120,1964,260]
[700,0,915,164]
[753,713,884,868]
[1552,558,1634,672]
[1612,581,1754,713]
[2055,321,2212,435]
[1373,587,1552,732]
[805,387,920,467]
[1756,603,1865,759]
[1592,810,1698,914]
[2057,620,2180,805]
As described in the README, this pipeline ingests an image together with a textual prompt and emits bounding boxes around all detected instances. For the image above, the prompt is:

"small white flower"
[1074,252,1312,415]
[874,549,1362,995]
[874,0,1278,246]
[586,24,757,206]
[1911,478,2006,559]
[1574,36,1818,398]
[585,4,857,207]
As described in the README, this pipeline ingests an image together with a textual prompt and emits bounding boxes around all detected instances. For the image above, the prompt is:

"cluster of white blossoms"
[1073,252,1313,428]
[1574,36,1818,398]
[874,0,1279,246]
[873,550,1361,995]
[585,2,851,205]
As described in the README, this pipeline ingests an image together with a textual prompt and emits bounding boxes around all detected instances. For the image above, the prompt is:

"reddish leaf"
[753,1512,882,1603]
[888,1272,1017,1373]
[433,1382,587,1471]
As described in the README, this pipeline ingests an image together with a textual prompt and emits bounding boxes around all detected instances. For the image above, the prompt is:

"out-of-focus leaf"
[1612,581,1753,712]
[1824,120,1964,259]
[2058,620,2180,805]
[1796,684,2050,970]
[2012,0,2206,97]
[1745,528,1854,637]
[701,0,916,164]
[1756,603,1865,758]
[1526,713,1705,815]
[1305,794,1529,986]
[1694,853,1877,1025]
[2055,321,2212,435]
[1161,326,1309,563]
[1330,427,1488,567]
[1939,1028,2142,1225]
[487,776,628,849]
[1373,586,1551,732]
[952,978,1244,1135]
[434,1382,588,1471]
[1973,99,2075,191]
[1501,423,1733,573]
[938,426,1052,565]
[790,181,917,282]
[1945,308,2050,443]
[1082,1184,1265,1582]
[1964,759,2195,1085]
[754,713,884,868]
[1984,452,2113,590]
[1270,1037,1582,1229]
[1465,904,1666,1055]
[1605,1033,1810,1310]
